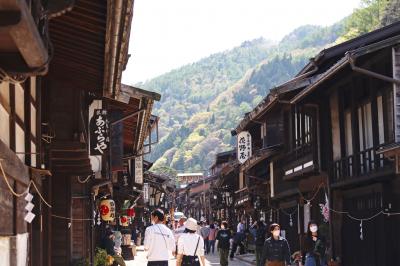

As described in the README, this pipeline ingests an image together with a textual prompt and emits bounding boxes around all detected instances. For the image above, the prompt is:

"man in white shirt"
[144,209,175,266]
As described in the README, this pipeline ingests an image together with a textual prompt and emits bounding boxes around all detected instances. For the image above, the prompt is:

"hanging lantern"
[120,215,129,226]
[100,199,115,221]
[127,208,135,217]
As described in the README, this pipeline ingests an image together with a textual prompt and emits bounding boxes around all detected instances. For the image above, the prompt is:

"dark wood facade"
[231,22,400,265]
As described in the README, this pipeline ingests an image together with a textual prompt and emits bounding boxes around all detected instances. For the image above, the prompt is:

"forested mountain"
[135,0,399,174]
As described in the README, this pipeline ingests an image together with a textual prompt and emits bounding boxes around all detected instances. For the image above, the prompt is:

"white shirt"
[237,222,245,233]
[177,233,204,257]
[174,225,186,243]
[144,223,175,261]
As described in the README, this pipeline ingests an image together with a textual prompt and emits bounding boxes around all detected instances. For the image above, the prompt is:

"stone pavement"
[125,246,256,266]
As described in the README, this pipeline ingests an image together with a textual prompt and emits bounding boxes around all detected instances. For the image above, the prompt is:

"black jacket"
[260,237,291,265]
[255,225,267,246]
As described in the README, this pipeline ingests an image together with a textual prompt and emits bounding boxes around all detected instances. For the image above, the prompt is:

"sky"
[122,0,361,84]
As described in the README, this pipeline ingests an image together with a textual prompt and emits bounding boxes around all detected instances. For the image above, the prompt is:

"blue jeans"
[305,254,316,266]
[209,240,216,254]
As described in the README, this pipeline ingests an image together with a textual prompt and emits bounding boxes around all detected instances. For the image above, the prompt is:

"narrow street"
[125,247,255,266]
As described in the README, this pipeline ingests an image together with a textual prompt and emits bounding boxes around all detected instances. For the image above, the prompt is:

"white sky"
[122,0,361,84]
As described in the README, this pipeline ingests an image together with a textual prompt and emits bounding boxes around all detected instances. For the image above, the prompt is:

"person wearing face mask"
[303,221,327,266]
[260,223,291,266]
[144,209,175,266]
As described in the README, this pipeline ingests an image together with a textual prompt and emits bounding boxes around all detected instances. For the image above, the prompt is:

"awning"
[240,144,282,172]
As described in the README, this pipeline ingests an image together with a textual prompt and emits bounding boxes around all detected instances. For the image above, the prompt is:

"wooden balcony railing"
[331,145,393,183]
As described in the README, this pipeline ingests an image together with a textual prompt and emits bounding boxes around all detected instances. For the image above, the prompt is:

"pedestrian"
[260,223,291,266]
[102,230,127,266]
[230,220,246,260]
[174,216,187,255]
[144,209,175,266]
[200,221,211,254]
[176,218,205,266]
[216,221,232,266]
[251,220,267,266]
[303,221,327,266]
[208,223,218,254]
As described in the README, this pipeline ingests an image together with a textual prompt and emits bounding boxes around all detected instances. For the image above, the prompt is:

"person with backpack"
[216,221,232,266]
[144,209,175,266]
[176,218,205,266]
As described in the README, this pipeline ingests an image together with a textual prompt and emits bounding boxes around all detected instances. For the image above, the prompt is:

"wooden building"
[0,0,164,265]
[231,21,400,265]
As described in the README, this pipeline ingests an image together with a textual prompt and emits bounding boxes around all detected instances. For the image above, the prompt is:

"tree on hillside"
[340,0,389,41]
[380,0,400,26]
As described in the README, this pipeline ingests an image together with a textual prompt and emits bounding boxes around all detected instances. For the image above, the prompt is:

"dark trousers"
[209,240,216,254]
[147,261,168,266]
[204,239,210,254]
[229,241,245,258]
[255,245,263,266]
[219,248,229,266]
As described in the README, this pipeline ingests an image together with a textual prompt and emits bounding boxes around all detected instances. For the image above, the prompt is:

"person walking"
[260,223,291,266]
[208,223,218,254]
[303,221,327,266]
[144,209,175,266]
[173,216,187,256]
[251,220,267,266]
[216,221,232,266]
[230,219,246,260]
[200,221,211,254]
[176,218,205,266]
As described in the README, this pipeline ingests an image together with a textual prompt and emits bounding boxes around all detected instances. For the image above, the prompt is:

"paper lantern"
[127,208,135,217]
[120,216,129,226]
[100,199,115,221]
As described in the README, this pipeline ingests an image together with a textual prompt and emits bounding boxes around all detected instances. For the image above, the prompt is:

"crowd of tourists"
[101,209,327,266]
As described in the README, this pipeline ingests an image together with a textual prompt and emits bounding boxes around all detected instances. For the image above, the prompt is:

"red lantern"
[127,208,135,217]
[120,216,129,226]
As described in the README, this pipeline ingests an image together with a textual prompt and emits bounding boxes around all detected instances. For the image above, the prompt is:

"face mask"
[272,230,280,237]
[310,225,318,233]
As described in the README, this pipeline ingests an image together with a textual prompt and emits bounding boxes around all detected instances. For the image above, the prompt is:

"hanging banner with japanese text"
[237,131,252,164]
[134,156,143,184]
[90,109,110,155]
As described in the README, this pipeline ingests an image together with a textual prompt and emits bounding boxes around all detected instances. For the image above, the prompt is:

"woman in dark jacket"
[260,223,291,266]
[303,221,327,266]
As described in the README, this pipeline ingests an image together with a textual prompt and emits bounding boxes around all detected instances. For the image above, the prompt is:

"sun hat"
[184,218,198,231]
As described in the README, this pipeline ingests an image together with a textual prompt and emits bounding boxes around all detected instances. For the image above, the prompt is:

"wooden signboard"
[90,109,110,155]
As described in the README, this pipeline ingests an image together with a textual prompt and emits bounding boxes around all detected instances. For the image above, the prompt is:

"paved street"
[125,246,255,266]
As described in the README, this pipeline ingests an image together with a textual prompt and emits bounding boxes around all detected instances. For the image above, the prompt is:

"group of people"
[143,208,327,266]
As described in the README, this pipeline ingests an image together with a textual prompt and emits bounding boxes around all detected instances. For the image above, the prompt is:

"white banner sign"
[135,156,143,184]
[143,183,149,203]
[237,131,252,164]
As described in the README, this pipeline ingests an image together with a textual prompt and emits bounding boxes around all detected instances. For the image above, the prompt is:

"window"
[358,102,373,151]
[294,110,312,147]
[377,95,385,145]
[344,110,353,156]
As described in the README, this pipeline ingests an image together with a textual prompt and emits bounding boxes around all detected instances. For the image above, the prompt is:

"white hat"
[184,218,198,232]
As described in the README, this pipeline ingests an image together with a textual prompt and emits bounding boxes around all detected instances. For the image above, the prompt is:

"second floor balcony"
[331,144,394,186]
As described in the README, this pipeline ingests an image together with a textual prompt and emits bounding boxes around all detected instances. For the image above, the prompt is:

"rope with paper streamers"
[0,160,93,221]
[264,181,400,240]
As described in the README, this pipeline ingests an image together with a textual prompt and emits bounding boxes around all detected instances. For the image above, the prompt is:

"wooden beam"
[2,0,49,68]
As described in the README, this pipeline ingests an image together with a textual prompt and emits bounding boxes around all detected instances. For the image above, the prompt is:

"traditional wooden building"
[232,21,400,265]
[0,0,164,265]
[290,22,400,266]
